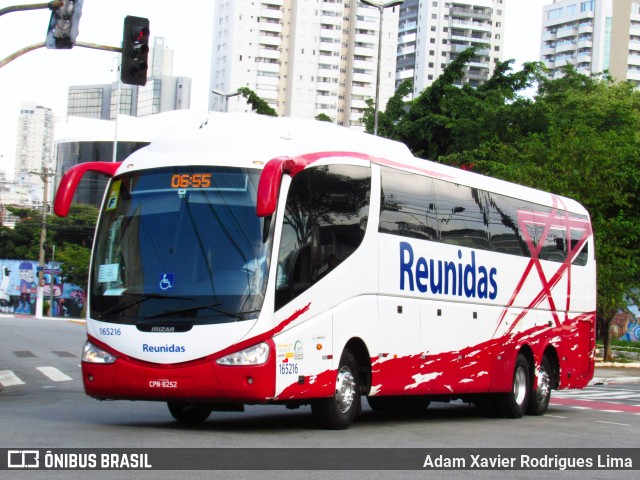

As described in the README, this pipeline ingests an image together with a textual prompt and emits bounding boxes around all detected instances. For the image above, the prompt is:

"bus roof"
[120,113,588,216]
[126,112,414,167]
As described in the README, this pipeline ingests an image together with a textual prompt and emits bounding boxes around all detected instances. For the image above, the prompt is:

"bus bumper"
[81,339,276,403]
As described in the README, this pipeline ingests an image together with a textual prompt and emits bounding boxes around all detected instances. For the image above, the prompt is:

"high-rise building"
[397,0,506,98]
[14,102,54,183]
[209,0,400,128]
[541,0,610,79]
[67,37,192,120]
[540,0,640,84]
[150,37,174,78]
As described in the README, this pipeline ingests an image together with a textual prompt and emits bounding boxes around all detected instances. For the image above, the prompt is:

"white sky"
[0,0,552,179]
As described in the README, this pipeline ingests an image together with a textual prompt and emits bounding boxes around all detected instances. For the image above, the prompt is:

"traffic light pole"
[0,2,62,17]
[0,42,121,69]
[0,1,121,68]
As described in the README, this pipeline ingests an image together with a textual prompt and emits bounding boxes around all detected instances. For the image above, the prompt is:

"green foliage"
[237,87,278,116]
[362,79,414,138]
[370,48,545,159]
[0,204,98,291]
[315,113,333,123]
[1,206,41,259]
[55,243,92,291]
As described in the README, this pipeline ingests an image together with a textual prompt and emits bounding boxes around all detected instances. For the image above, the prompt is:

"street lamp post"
[360,0,404,136]
[211,89,241,113]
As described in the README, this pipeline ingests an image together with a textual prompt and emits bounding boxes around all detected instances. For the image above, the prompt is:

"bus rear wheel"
[311,349,361,430]
[167,402,212,424]
[495,353,530,418]
[527,356,552,415]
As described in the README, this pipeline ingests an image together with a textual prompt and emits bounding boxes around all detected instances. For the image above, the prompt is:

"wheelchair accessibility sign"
[158,273,175,291]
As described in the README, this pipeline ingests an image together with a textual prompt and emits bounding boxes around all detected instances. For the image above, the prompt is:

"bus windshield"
[90,166,272,325]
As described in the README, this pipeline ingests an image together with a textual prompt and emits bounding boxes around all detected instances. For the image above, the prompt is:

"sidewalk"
[591,362,640,385]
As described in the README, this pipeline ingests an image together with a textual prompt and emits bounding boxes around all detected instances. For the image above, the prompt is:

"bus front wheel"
[311,349,361,429]
[167,402,212,424]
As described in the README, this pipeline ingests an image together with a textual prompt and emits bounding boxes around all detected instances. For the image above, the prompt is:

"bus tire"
[496,353,530,418]
[527,356,552,415]
[167,402,212,424]
[312,349,361,430]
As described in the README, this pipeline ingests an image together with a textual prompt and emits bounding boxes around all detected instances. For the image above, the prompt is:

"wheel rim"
[513,366,527,406]
[335,366,356,414]
[536,368,550,403]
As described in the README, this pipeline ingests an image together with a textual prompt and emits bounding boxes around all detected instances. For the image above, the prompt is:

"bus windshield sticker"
[104,288,126,296]
[98,264,119,283]
[106,180,122,211]
[158,273,175,291]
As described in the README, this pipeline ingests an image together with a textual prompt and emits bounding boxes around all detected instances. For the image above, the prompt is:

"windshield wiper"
[144,303,247,321]
[96,292,193,319]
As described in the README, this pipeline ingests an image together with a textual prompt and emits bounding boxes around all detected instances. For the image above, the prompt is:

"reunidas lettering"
[399,241,498,300]
[142,344,186,353]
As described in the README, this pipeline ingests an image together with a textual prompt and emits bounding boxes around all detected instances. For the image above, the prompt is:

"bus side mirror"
[256,156,310,217]
[54,162,122,217]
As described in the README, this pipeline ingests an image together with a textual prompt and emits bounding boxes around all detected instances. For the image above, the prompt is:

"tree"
[55,243,91,291]
[365,48,544,160]
[315,113,333,123]
[0,204,98,291]
[47,203,99,249]
[237,87,278,116]
[362,79,413,138]
[0,206,41,259]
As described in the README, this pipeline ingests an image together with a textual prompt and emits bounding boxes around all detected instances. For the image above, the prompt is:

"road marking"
[544,414,567,419]
[36,366,72,382]
[567,392,640,400]
[596,421,631,427]
[0,370,25,387]
[552,397,640,414]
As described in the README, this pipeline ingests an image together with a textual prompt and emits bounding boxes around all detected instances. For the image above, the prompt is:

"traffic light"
[121,16,150,86]
[45,0,84,49]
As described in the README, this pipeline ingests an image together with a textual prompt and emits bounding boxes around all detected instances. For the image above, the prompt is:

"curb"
[589,377,640,386]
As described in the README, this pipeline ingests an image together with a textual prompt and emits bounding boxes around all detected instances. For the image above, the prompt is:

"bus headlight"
[216,342,270,366]
[82,341,117,364]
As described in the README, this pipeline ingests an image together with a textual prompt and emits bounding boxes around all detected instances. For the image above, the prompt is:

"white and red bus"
[54,114,596,429]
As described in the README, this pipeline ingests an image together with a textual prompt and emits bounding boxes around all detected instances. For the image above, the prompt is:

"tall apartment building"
[10,102,54,210]
[67,38,192,120]
[397,0,505,97]
[541,0,640,84]
[210,0,400,128]
[14,102,54,183]
[541,0,610,79]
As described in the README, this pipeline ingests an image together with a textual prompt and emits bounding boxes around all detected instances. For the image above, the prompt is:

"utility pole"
[31,165,57,318]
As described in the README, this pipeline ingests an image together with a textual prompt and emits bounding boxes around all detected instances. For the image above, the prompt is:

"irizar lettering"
[400,242,498,300]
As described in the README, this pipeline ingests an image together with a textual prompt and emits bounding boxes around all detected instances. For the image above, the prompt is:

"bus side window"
[379,167,438,241]
[435,182,490,249]
[275,164,371,311]
[487,194,530,257]
[570,228,589,266]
